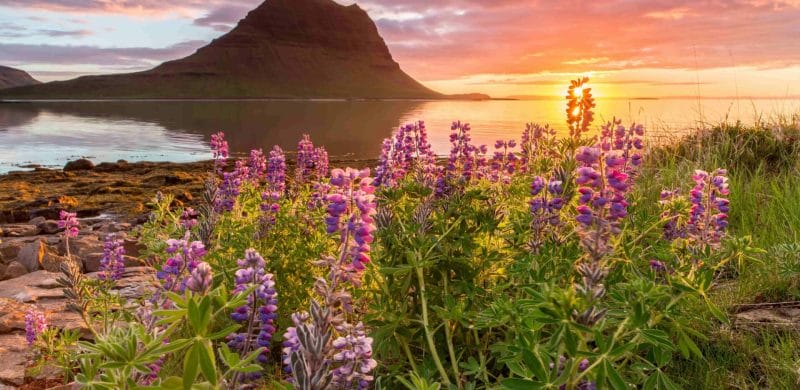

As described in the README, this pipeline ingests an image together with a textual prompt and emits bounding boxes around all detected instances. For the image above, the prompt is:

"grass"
[640,118,800,388]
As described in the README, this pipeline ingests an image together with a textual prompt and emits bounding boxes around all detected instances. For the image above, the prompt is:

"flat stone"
[0,333,28,386]
[28,217,46,226]
[2,262,27,280]
[40,252,78,274]
[0,298,28,334]
[0,224,41,238]
[0,271,64,302]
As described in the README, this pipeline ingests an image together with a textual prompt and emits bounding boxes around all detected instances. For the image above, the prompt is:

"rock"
[63,159,94,171]
[0,270,64,303]
[0,298,28,334]
[0,240,25,262]
[16,240,45,272]
[40,252,77,273]
[28,216,46,226]
[0,333,28,386]
[0,264,5,278]
[28,208,61,221]
[40,220,63,235]
[0,224,41,237]
[2,262,27,280]
[122,239,144,258]
[58,235,103,259]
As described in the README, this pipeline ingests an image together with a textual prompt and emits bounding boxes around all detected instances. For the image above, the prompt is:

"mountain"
[0,0,441,99]
[0,66,40,90]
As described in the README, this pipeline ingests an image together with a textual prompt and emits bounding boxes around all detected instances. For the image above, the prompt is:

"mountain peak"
[1,0,439,99]
[0,66,40,90]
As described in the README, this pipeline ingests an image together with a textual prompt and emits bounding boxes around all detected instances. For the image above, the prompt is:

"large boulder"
[0,224,41,237]
[63,159,94,171]
[0,240,25,261]
[16,239,45,272]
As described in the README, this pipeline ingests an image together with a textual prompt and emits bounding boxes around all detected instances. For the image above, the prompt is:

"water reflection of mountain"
[0,103,40,130]
[1,100,422,158]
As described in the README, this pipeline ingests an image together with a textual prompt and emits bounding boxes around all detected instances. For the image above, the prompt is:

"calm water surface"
[0,98,797,173]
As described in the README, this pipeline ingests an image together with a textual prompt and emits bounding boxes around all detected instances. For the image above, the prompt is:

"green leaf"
[208,324,240,341]
[182,343,200,390]
[603,361,628,390]
[197,340,218,386]
[639,329,675,352]
[501,378,543,390]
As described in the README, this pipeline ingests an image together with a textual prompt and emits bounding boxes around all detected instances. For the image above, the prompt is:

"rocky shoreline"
[0,157,376,389]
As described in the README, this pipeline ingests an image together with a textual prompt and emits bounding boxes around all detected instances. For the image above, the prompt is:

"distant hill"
[0,66,40,90]
[0,0,441,99]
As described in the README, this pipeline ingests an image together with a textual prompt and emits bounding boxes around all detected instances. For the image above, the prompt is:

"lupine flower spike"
[25,309,47,346]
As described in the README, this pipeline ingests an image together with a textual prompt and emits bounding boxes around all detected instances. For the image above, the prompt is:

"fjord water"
[0,98,797,173]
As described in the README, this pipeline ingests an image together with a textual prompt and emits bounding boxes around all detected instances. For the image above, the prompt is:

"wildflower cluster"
[215,159,248,212]
[325,168,377,276]
[296,134,329,184]
[156,234,207,293]
[25,308,47,346]
[228,249,278,374]
[247,148,267,183]
[210,131,229,173]
[688,169,730,248]
[375,121,437,187]
[58,210,79,237]
[520,123,557,173]
[600,118,644,179]
[261,146,286,229]
[446,121,488,182]
[529,176,564,250]
[490,139,518,184]
[98,234,125,281]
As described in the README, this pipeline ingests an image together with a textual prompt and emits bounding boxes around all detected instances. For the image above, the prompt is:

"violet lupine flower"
[99,234,125,281]
[58,210,79,237]
[566,77,596,139]
[520,123,557,174]
[529,175,564,251]
[325,168,377,277]
[659,189,687,241]
[247,148,267,183]
[25,309,47,346]
[490,139,518,184]
[210,132,229,174]
[179,207,199,230]
[227,249,278,369]
[687,169,730,249]
[295,135,329,184]
[331,322,378,389]
[599,118,645,181]
[185,262,213,294]
[215,159,248,212]
[156,233,207,293]
[260,146,287,230]
[375,121,438,188]
[650,259,667,272]
[573,147,630,326]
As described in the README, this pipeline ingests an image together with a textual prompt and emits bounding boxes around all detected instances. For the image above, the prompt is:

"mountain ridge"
[0,66,40,90]
[0,0,442,99]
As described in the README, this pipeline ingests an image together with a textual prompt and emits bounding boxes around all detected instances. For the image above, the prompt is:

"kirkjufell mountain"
[0,66,40,90]
[0,0,441,99]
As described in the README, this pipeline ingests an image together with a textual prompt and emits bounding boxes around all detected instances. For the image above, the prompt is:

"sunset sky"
[0,0,799,98]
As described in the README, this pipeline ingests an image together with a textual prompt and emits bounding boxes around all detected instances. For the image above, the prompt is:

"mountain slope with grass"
[0,66,40,90]
[0,0,441,99]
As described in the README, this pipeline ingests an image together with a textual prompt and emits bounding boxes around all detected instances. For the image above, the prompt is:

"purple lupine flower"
[520,123,557,174]
[325,168,377,278]
[179,207,199,230]
[215,159,248,212]
[247,148,267,183]
[185,262,213,294]
[25,309,47,346]
[375,121,438,188]
[58,210,79,238]
[566,77,596,139]
[659,189,687,241]
[649,259,667,272]
[529,175,564,251]
[260,146,287,231]
[156,233,207,293]
[490,139,518,184]
[295,135,329,185]
[599,118,645,181]
[210,132,229,173]
[330,322,378,389]
[687,168,730,249]
[227,249,278,372]
[99,234,125,281]
[281,312,306,372]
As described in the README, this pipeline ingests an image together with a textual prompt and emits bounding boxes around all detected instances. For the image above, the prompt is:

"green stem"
[443,272,462,389]
[415,265,451,386]
[398,335,420,374]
